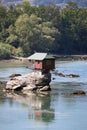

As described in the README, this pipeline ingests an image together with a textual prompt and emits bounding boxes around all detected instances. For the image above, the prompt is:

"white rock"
[6,71,51,91]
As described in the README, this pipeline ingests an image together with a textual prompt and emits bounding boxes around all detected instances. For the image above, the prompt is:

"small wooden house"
[28,53,55,70]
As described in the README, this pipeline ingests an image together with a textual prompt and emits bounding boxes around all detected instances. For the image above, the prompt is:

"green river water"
[0,60,87,130]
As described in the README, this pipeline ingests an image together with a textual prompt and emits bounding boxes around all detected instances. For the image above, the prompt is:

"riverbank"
[0,55,87,64]
[0,57,28,64]
[54,55,87,60]
[0,57,32,68]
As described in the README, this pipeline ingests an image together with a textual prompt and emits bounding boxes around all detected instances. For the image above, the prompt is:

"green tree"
[38,21,60,52]
[19,0,32,15]
[74,8,87,53]
[59,2,87,54]
[0,5,6,31]
[33,3,60,23]
[7,13,59,55]
[0,42,15,59]
[0,4,20,42]
[0,5,7,42]
[15,14,42,55]
[59,2,79,54]
[6,25,19,48]
[6,5,21,27]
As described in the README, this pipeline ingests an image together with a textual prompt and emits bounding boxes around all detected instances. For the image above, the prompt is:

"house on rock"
[6,53,55,92]
[28,52,55,71]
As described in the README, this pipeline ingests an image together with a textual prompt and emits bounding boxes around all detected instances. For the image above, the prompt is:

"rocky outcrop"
[53,71,80,78]
[6,71,51,92]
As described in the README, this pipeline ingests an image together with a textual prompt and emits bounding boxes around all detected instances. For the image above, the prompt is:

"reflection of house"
[7,92,55,123]
[28,52,55,71]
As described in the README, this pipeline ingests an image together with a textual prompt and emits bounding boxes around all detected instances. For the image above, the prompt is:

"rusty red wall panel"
[35,61,43,69]
[34,59,55,70]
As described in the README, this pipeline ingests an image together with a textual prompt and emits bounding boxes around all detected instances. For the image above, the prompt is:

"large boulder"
[6,71,51,92]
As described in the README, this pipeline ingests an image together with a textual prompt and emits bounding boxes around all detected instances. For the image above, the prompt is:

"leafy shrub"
[14,47,24,57]
[0,42,15,59]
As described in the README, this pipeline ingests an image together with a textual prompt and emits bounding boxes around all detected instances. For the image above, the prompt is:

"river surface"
[0,60,87,130]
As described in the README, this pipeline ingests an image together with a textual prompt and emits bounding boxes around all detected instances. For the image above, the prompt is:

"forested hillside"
[0,1,87,59]
[30,0,87,7]
[1,0,87,7]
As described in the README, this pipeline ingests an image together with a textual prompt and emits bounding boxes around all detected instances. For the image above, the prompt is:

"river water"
[0,60,87,130]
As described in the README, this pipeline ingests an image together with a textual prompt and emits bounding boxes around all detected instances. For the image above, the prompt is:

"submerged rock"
[53,71,80,78]
[6,71,51,92]
[62,90,86,96]
[72,90,86,95]
[66,74,80,78]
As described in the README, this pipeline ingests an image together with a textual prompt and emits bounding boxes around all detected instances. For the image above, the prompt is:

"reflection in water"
[6,91,55,123]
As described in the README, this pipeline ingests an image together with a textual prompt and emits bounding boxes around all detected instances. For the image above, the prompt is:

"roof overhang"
[28,53,47,60]
[28,52,55,61]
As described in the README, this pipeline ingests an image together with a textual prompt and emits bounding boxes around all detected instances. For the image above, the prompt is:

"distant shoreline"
[0,57,29,66]
[0,55,87,64]
[54,55,87,61]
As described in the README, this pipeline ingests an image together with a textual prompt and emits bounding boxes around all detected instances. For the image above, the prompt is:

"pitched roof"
[28,52,55,60]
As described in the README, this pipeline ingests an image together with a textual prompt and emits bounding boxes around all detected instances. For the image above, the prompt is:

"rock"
[9,74,22,78]
[72,90,86,95]
[62,90,86,96]
[39,85,51,91]
[53,71,80,78]
[53,71,65,77]
[6,71,51,92]
[66,74,80,78]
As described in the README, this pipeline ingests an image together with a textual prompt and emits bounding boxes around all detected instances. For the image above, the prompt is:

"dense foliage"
[0,1,87,58]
